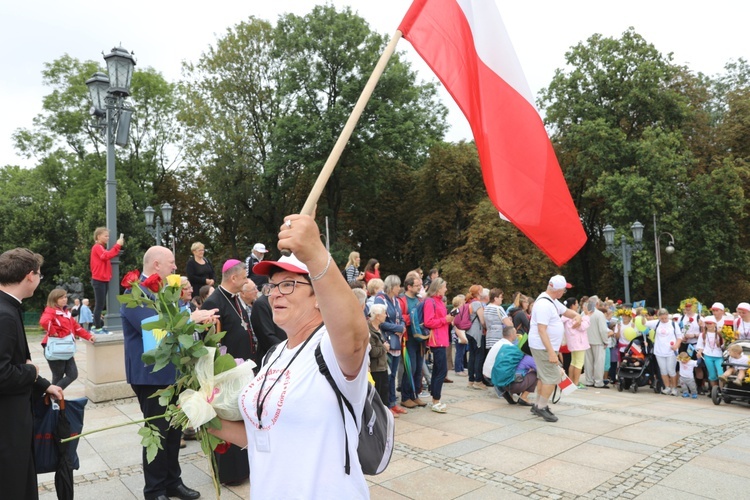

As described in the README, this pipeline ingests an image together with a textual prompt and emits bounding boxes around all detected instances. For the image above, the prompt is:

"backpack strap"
[261,343,279,367]
[314,344,356,475]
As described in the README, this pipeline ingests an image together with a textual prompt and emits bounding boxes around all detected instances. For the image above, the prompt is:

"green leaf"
[206,416,223,430]
[178,334,196,349]
[142,318,167,330]
[213,354,238,375]
[193,346,209,358]
[141,350,156,365]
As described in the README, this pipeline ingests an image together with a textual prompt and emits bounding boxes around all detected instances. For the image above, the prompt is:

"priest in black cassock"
[201,259,255,486]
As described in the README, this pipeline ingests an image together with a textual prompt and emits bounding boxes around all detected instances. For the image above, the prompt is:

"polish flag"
[399,0,587,266]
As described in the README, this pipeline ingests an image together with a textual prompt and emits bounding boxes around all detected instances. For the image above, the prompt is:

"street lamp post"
[603,221,645,304]
[653,214,676,309]
[85,46,136,332]
[144,203,173,245]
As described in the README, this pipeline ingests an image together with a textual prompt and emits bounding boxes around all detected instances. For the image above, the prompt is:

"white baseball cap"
[253,253,309,276]
[703,316,717,325]
[737,302,750,313]
[711,302,725,311]
[548,275,572,290]
[252,243,269,253]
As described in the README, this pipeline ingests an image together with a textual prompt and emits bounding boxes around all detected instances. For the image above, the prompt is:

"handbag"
[33,395,88,473]
[45,334,77,361]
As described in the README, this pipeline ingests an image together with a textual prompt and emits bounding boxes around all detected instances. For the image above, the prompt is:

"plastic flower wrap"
[178,346,256,427]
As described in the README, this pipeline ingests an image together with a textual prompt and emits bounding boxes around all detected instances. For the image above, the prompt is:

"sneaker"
[401,399,417,409]
[682,392,689,398]
[454,371,468,377]
[671,387,680,396]
[661,387,671,395]
[413,398,428,407]
[691,393,698,399]
[531,405,558,422]
[431,402,447,413]
[577,383,587,389]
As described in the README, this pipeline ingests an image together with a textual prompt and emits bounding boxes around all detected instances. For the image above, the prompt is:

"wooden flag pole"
[281,30,403,255]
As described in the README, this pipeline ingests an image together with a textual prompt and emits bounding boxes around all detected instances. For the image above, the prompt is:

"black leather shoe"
[151,496,169,500]
[501,391,517,405]
[166,484,201,500]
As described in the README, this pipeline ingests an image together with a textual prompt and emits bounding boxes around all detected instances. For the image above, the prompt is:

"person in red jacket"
[40,288,95,389]
[89,226,124,333]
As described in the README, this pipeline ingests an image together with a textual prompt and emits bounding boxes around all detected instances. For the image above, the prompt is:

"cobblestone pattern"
[391,388,750,498]
[39,390,750,498]
[38,451,205,493]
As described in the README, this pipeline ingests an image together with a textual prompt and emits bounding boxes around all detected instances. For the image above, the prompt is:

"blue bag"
[33,395,88,473]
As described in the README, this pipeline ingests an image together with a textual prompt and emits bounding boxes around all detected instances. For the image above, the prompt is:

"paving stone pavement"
[33,341,750,499]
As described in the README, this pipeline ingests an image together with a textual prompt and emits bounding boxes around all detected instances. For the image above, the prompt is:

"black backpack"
[314,344,394,475]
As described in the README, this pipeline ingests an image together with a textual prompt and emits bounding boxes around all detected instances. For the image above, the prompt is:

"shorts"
[656,354,677,377]
[570,350,585,369]
[530,348,562,385]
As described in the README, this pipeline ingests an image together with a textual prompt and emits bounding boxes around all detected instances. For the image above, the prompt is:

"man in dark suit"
[0,248,64,499]
[122,246,215,500]
[201,259,253,486]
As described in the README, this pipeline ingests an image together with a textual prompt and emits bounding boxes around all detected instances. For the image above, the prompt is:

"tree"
[9,55,183,299]
[271,5,446,250]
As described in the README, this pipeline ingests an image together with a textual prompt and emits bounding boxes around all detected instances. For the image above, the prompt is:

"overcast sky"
[1,0,747,167]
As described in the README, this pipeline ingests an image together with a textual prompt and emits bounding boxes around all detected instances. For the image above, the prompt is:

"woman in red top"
[40,289,95,389]
[89,227,124,332]
[423,277,454,413]
[363,258,381,284]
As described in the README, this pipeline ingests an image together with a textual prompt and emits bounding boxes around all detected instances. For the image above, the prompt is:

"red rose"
[689,317,694,323]
[215,442,231,454]
[142,274,163,293]
[121,269,141,289]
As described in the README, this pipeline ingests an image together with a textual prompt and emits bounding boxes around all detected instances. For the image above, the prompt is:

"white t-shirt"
[679,359,697,378]
[239,327,370,499]
[482,338,511,379]
[680,313,701,344]
[728,354,749,369]
[528,293,567,351]
[696,331,723,358]
[653,320,682,357]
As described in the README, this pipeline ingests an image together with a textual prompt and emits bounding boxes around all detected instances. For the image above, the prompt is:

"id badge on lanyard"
[255,429,271,453]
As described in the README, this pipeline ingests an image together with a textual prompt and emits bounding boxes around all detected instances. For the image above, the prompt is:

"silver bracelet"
[309,254,332,282]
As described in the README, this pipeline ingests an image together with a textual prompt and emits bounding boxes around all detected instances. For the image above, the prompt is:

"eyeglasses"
[34,271,44,280]
[261,280,311,296]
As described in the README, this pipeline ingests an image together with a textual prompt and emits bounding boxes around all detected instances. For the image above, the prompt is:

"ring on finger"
[285,220,292,228]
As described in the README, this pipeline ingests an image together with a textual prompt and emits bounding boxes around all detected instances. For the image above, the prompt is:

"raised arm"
[277,214,369,378]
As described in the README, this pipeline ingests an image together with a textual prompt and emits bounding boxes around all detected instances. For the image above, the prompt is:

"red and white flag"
[399,0,587,266]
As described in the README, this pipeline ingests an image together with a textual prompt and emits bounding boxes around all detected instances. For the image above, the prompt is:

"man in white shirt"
[528,275,581,422]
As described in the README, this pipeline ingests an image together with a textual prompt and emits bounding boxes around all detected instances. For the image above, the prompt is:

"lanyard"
[255,325,321,429]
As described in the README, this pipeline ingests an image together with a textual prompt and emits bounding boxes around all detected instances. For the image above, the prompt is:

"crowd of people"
[6,227,750,499]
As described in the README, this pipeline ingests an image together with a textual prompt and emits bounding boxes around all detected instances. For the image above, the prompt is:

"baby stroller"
[617,335,660,393]
[711,340,750,406]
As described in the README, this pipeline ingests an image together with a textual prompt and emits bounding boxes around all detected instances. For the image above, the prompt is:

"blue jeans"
[429,347,447,401]
[703,355,723,381]
[387,353,401,408]
[454,342,467,372]
[401,338,424,402]
[466,335,484,382]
